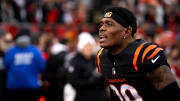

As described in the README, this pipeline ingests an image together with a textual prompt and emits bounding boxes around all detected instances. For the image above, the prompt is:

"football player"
[96,7,180,101]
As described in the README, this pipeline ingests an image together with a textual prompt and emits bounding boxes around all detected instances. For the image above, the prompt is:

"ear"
[125,27,132,37]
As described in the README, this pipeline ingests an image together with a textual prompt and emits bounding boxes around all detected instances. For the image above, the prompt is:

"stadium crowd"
[0,0,180,101]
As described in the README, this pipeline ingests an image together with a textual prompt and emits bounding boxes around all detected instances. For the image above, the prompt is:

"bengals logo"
[104,12,112,17]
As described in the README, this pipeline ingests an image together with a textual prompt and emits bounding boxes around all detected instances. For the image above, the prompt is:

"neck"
[111,37,133,55]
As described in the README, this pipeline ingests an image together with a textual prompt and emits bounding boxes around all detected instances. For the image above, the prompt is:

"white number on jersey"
[110,84,143,101]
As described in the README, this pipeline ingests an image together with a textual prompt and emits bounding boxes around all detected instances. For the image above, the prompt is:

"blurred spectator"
[11,0,27,22]
[37,33,50,60]
[26,0,41,23]
[3,28,46,101]
[172,58,180,86]
[68,32,108,101]
[168,44,180,86]
[42,37,69,101]
[0,28,12,101]
[0,0,15,23]
[0,28,13,53]
[42,0,63,24]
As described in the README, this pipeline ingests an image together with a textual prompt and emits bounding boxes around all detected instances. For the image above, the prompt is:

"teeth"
[99,35,105,39]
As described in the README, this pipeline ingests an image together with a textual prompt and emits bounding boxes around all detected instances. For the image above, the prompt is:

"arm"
[147,65,180,100]
[147,65,176,90]
[140,43,180,100]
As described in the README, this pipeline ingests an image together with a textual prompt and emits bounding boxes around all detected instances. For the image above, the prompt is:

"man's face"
[98,18,126,49]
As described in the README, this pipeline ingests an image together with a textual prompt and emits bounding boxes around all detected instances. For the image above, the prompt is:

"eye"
[107,23,112,26]
[106,22,113,27]
[99,22,103,28]
[98,22,104,30]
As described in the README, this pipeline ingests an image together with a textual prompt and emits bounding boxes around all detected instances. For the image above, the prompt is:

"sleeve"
[142,44,169,72]
[3,49,12,71]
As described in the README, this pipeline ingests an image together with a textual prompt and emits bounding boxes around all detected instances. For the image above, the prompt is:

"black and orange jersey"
[96,39,170,101]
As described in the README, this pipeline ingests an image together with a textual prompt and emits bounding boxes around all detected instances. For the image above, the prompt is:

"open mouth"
[99,35,107,42]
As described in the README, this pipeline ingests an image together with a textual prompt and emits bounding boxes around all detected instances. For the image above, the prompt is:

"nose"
[99,25,106,34]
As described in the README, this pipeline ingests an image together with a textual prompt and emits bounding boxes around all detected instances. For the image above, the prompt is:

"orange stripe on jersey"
[97,48,104,73]
[141,45,157,64]
[133,43,145,71]
[147,47,163,59]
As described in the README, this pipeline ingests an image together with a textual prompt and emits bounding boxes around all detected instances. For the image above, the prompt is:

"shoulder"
[29,45,41,52]
[134,39,164,59]
[5,45,17,54]
[134,40,168,72]
[29,45,38,49]
[139,41,165,61]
